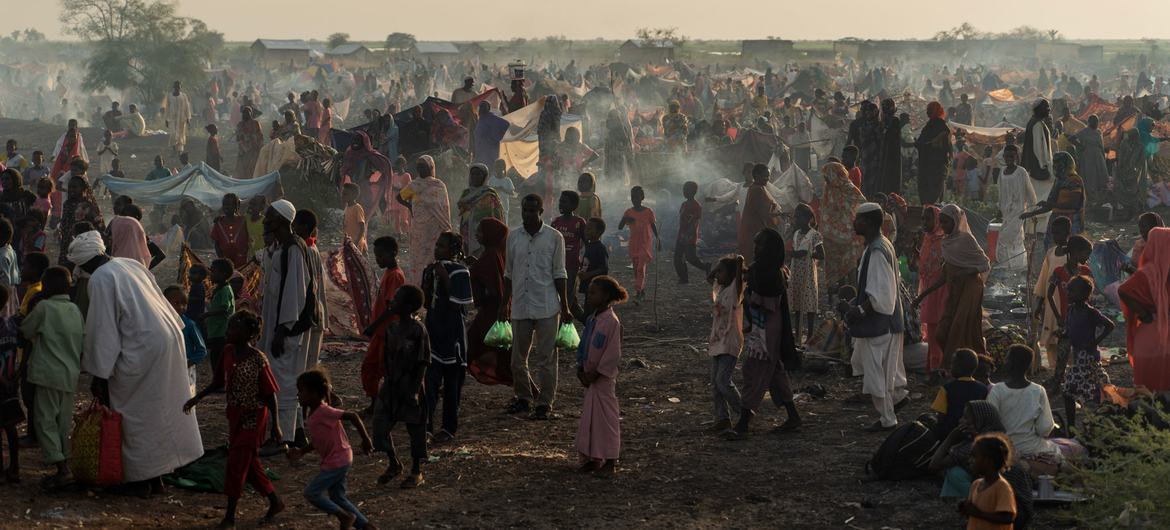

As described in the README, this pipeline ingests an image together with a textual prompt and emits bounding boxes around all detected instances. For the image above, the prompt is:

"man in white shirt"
[501,194,571,420]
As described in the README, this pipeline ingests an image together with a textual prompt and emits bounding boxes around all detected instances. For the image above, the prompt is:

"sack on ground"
[70,400,123,485]
[865,415,940,481]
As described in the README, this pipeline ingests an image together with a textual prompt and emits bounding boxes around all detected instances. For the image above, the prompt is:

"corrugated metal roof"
[328,44,369,55]
[414,42,460,54]
[253,39,311,51]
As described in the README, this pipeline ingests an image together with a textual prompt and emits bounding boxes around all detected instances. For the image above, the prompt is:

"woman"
[467,218,511,386]
[819,161,866,287]
[1119,227,1170,392]
[0,168,36,222]
[537,96,563,176]
[57,176,104,267]
[915,206,949,373]
[456,164,504,258]
[397,155,451,284]
[877,99,903,196]
[856,101,883,197]
[604,109,633,185]
[915,102,952,205]
[210,193,250,268]
[1073,115,1108,193]
[1021,151,1085,247]
[916,204,989,370]
[557,128,598,180]
[341,131,394,219]
[234,106,264,179]
[317,98,334,148]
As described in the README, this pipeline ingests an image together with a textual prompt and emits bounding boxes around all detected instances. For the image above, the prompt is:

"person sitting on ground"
[931,348,990,439]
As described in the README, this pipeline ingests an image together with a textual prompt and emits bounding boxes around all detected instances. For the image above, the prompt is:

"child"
[576,275,627,475]
[1033,216,1073,373]
[987,345,1072,476]
[107,158,125,180]
[930,349,989,439]
[618,186,660,301]
[187,264,209,325]
[0,219,19,294]
[1044,235,1092,387]
[575,217,610,320]
[552,191,586,309]
[185,310,285,528]
[19,210,47,258]
[205,124,223,172]
[362,236,405,409]
[974,354,995,387]
[575,172,602,220]
[842,145,862,189]
[164,286,208,396]
[421,232,473,443]
[19,267,82,489]
[19,252,48,316]
[958,433,1018,530]
[342,182,368,253]
[675,181,709,284]
[1059,276,1114,432]
[288,369,378,530]
[32,177,52,218]
[789,203,824,341]
[964,155,982,202]
[210,193,250,268]
[372,285,430,489]
[203,258,235,381]
[0,286,20,483]
[245,195,268,255]
[705,255,745,434]
[24,151,49,182]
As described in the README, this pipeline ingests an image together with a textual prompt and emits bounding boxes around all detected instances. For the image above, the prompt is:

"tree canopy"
[933,22,1062,41]
[327,32,350,49]
[385,32,416,50]
[635,27,687,48]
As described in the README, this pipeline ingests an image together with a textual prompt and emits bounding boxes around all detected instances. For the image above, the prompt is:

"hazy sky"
[23,0,1170,42]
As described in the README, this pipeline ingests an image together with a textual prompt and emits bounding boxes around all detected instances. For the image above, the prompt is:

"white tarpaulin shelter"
[98,162,280,208]
[497,97,582,178]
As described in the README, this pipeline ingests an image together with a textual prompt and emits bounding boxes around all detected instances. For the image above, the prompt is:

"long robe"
[934,263,987,368]
[917,225,948,371]
[877,115,903,195]
[997,167,1037,272]
[1119,229,1170,392]
[259,240,310,442]
[163,92,192,150]
[576,308,622,461]
[915,118,951,204]
[400,177,452,284]
[235,119,264,179]
[737,184,780,262]
[83,258,203,482]
[853,237,907,428]
[1073,127,1108,193]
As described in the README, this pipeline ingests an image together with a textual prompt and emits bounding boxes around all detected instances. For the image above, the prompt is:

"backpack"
[276,237,320,337]
[865,417,941,481]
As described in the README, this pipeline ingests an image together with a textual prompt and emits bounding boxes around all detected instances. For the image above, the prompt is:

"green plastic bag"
[484,321,513,349]
[555,322,580,349]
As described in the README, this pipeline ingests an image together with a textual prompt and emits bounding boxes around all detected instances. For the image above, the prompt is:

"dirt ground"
[0,118,1125,529]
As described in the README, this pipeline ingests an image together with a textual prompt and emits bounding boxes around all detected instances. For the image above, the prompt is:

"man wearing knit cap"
[259,199,317,450]
[74,230,204,493]
[839,203,908,431]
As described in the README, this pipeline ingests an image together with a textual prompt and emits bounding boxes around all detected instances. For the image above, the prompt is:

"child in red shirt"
[618,186,660,301]
[674,181,708,284]
[362,236,406,411]
[552,191,587,308]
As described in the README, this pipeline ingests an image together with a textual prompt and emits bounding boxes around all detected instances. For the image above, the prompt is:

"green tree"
[932,22,984,41]
[22,28,46,42]
[327,32,350,49]
[635,27,687,48]
[385,32,416,50]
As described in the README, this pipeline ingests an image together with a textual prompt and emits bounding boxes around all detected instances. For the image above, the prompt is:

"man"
[73,230,203,493]
[124,104,147,137]
[841,203,907,432]
[500,194,571,420]
[1021,99,1054,236]
[162,81,192,154]
[102,102,125,138]
[1,139,30,171]
[952,93,973,126]
[259,199,317,450]
[451,77,477,105]
[473,100,509,166]
[736,164,780,262]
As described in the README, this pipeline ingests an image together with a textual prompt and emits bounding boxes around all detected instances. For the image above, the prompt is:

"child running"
[289,368,378,530]
[789,203,824,342]
[674,181,708,284]
[618,186,659,302]
[185,310,284,529]
[1059,275,1114,432]
[372,285,429,489]
[576,275,627,475]
[706,255,744,434]
[958,433,1018,530]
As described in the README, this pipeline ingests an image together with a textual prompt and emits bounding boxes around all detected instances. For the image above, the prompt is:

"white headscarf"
[67,230,106,265]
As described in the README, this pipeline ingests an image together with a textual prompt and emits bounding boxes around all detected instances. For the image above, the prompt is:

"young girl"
[789,203,824,342]
[1060,276,1114,432]
[289,369,378,530]
[210,193,250,268]
[422,232,473,443]
[958,433,1018,530]
[706,255,745,434]
[32,177,53,220]
[20,209,47,257]
[618,186,659,302]
[1045,235,1092,387]
[575,172,602,220]
[576,275,627,475]
[185,311,284,529]
[373,285,430,489]
[0,286,22,483]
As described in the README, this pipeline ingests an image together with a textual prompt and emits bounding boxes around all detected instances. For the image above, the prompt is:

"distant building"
[251,39,312,68]
[327,44,380,68]
[457,43,487,57]
[619,40,675,64]
[741,39,795,62]
[412,42,461,62]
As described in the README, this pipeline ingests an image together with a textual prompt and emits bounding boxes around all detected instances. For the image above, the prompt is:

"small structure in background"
[619,40,674,64]
[741,39,795,63]
[412,42,461,62]
[251,39,312,69]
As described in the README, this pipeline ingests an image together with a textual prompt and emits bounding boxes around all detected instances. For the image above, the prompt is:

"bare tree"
[60,0,143,42]
[635,27,688,48]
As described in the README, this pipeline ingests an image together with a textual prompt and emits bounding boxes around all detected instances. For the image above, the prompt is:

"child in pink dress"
[576,275,627,475]
[618,186,659,301]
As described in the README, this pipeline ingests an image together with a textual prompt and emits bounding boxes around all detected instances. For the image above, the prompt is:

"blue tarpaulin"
[97,162,280,208]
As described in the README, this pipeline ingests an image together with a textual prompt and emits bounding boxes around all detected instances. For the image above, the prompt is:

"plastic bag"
[70,400,123,486]
[556,322,580,349]
[484,320,513,349]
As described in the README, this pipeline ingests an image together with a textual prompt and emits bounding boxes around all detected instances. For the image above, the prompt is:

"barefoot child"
[342,182,368,253]
[362,237,405,411]
[574,217,609,320]
[422,232,473,443]
[289,369,379,530]
[576,275,627,475]
[1059,276,1114,432]
[618,186,659,301]
[164,286,208,396]
[203,258,235,380]
[575,172,602,220]
[185,311,284,529]
[19,267,82,489]
[1044,235,1092,387]
[674,181,708,284]
[958,433,1018,529]
[552,191,586,311]
[373,285,430,488]
[1032,217,1072,373]
[789,203,823,342]
[706,255,744,434]
[0,286,22,483]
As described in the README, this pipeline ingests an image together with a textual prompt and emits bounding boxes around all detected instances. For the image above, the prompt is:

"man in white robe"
[843,203,908,431]
[162,81,192,154]
[74,231,203,487]
[259,199,314,448]
[997,145,1036,272]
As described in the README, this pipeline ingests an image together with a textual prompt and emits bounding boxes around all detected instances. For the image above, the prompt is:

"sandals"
[377,460,404,485]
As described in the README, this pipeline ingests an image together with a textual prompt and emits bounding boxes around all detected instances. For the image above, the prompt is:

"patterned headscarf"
[927,101,946,120]
[940,204,990,273]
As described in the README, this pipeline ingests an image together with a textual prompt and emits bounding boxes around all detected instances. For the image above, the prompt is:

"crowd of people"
[1,47,1170,529]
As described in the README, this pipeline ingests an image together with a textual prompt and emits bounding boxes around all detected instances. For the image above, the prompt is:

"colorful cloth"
[576,307,622,461]
[400,176,451,283]
[211,215,250,267]
[789,228,822,314]
[623,207,656,261]
[819,162,865,284]
[1119,228,1170,391]
[457,186,504,257]
[362,267,405,398]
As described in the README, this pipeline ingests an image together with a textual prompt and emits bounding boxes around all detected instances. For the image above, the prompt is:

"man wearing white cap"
[839,203,908,431]
[74,230,203,493]
[259,199,317,449]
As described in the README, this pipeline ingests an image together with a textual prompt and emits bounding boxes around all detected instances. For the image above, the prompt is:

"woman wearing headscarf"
[915,206,949,373]
[234,106,264,178]
[915,204,990,370]
[857,101,883,197]
[877,99,903,196]
[537,96,563,177]
[341,130,395,219]
[557,127,599,180]
[819,162,866,286]
[467,218,512,386]
[57,175,105,267]
[604,108,633,185]
[915,102,952,205]
[1073,115,1108,193]
[1021,151,1085,247]
[1119,227,1170,392]
[457,164,504,258]
[397,155,451,283]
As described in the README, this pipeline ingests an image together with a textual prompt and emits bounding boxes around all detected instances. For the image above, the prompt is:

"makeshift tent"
[98,162,280,208]
[497,97,582,178]
[948,122,1020,145]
